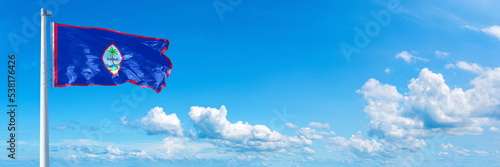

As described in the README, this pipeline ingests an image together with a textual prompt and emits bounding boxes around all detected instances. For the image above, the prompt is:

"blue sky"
[1,0,500,166]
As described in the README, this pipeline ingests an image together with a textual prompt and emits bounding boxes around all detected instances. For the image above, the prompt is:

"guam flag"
[52,23,172,93]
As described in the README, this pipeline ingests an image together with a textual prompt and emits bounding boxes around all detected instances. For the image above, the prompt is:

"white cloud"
[435,50,450,58]
[105,145,124,155]
[490,126,500,132]
[395,51,429,63]
[140,107,184,136]
[440,143,471,156]
[357,67,500,141]
[54,126,73,130]
[296,127,335,140]
[308,122,330,129]
[436,151,451,157]
[86,153,99,158]
[482,25,500,40]
[303,147,316,155]
[464,24,480,31]
[189,105,312,151]
[292,147,316,155]
[128,150,152,160]
[285,123,298,129]
[351,66,500,158]
[444,63,455,69]
[384,68,391,74]
[474,150,489,157]
[156,137,213,160]
[466,25,500,40]
[236,154,253,161]
[53,106,321,163]
[188,129,198,138]
[327,131,386,158]
[318,130,336,136]
[158,137,187,158]
[396,51,412,63]
[78,145,153,161]
[439,143,454,150]
[107,148,153,161]
[65,155,78,163]
[120,116,128,125]
[54,138,213,162]
[326,132,426,159]
[456,61,484,74]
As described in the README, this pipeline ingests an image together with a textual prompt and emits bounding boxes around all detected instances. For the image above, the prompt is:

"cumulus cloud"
[188,106,312,151]
[140,107,184,136]
[53,138,217,162]
[482,25,500,40]
[156,137,213,160]
[100,147,153,161]
[291,147,316,155]
[436,151,451,157]
[58,106,319,162]
[65,155,78,163]
[326,131,386,158]
[395,51,429,63]
[435,50,450,58]
[121,116,139,129]
[439,143,454,150]
[285,123,298,129]
[474,150,489,157]
[296,127,335,140]
[105,145,124,155]
[357,67,500,142]
[440,143,471,156]
[308,122,330,129]
[345,66,500,158]
[128,150,153,160]
[444,63,455,69]
[490,127,500,132]
[158,137,188,158]
[60,145,95,155]
[303,147,315,155]
[65,145,153,162]
[384,68,391,74]
[456,61,485,74]
[465,25,500,40]
[120,116,128,125]
[326,132,426,159]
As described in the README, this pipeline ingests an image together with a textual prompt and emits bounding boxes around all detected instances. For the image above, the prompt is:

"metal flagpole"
[40,8,51,167]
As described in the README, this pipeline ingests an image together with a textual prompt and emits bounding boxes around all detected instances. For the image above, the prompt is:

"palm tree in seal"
[106,46,119,68]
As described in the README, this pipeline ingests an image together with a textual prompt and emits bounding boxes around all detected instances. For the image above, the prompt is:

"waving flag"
[52,23,172,93]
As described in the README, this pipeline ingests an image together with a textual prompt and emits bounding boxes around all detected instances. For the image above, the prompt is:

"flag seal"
[102,43,123,76]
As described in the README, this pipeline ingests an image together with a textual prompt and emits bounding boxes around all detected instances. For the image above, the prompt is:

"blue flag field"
[53,23,172,93]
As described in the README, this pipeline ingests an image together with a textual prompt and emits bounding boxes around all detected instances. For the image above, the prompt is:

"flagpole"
[40,8,51,167]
